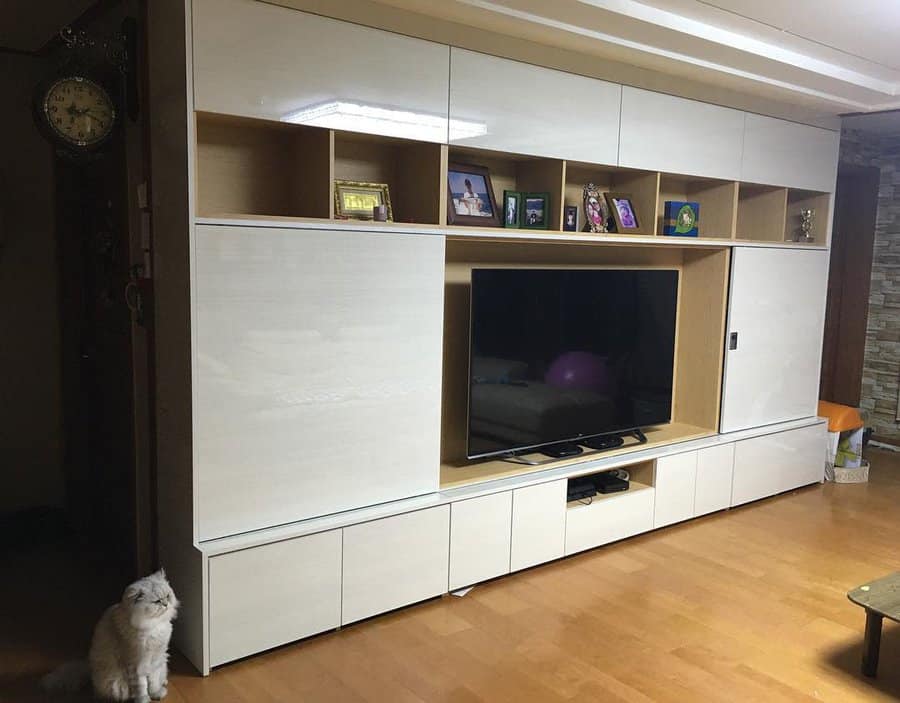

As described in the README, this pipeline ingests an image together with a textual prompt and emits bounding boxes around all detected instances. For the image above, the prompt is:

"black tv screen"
[467,268,678,459]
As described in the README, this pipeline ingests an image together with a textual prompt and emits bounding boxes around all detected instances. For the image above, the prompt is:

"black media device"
[467,268,678,459]
[593,472,629,494]
[567,476,597,502]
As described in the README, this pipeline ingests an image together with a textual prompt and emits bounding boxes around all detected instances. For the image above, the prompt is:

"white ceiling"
[376,0,900,117]
[0,0,97,52]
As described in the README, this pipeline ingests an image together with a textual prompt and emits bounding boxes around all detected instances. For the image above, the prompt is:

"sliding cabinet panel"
[510,480,566,571]
[694,443,735,516]
[731,423,825,506]
[209,530,341,666]
[449,48,620,162]
[342,506,450,624]
[193,0,450,141]
[721,248,829,433]
[195,226,444,539]
[449,492,512,590]
[619,87,744,180]
[742,114,840,192]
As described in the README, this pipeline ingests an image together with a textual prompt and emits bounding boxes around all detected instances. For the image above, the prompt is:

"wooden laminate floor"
[6,450,900,702]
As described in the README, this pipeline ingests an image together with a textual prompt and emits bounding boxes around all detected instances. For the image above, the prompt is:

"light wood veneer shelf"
[565,461,654,509]
[566,480,652,509]
[441,422,712,489]
[194,112,832,246]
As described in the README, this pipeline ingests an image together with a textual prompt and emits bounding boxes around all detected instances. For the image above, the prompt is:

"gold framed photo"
[334,180,393,221]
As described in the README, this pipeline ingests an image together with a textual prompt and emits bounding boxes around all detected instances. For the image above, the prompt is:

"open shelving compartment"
[195,112,332,220]
[786,189,831,245]
[565,461,654,509]
[657,173,738,239]
[563,161,658,236]
[439,238,730,490]
[334,131,443,225]
[736,183,788,242]
[446,145,565,231]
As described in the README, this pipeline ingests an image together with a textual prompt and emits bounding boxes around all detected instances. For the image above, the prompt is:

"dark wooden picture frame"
[447,162,501,227]
[563,205,578,232]
[605,192,640,232]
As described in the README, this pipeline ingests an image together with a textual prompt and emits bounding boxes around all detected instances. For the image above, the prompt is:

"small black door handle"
[729,332,739,350]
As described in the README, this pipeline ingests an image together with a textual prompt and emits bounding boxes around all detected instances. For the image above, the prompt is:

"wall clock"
[35,74,117,154]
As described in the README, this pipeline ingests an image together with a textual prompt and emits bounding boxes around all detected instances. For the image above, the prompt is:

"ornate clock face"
[42,76,116,148]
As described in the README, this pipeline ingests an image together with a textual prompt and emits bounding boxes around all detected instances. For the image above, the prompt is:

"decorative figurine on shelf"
[798,208,815,243]
[582,183,609,233]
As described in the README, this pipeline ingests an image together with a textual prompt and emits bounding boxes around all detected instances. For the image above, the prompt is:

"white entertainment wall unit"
[149,0,839,674]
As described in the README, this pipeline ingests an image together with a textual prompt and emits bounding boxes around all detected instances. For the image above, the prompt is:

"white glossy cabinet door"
[510,480,566,571]
[194,226,444,539]
[731,423,826,506]
[209,530,341,666]
[694,444,735,517]
[193,0,450,141]
[449,48,621,162]
[618,87,744,179]
[565,489,655,555]
[720,248,829,433]
[342,506,450,625]
[654,452,698,528]
[449,492,512,590]
[742,114,840,192]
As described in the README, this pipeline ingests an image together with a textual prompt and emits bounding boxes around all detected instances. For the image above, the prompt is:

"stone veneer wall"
[839,128,900,440]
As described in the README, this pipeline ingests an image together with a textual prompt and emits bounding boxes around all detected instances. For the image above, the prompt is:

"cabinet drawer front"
[209,530,341,667]
[732,424,825,506]
[449,48,620,162]
[450,492,512,590]
[619,87,744,179]
[565,489,655,555]
[193,0,450,141]
[342,506,450,625]
[510,480,566,571]
[694,444,735,516]
[654,452,698,528]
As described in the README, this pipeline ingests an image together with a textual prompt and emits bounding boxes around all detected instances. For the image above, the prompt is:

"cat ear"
[153,568,167,582]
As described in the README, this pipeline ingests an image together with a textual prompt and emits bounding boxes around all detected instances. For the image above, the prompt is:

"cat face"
[122,569,179,626]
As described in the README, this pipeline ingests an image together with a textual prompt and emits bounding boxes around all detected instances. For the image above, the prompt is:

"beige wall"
[0,53,64,513]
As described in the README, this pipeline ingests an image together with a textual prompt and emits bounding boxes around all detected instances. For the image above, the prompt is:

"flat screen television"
[467,268,679,459]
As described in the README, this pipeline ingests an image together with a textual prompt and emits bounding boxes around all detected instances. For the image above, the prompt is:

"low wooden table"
[848,572,900,677]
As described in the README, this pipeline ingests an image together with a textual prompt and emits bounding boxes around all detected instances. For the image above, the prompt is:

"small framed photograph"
[605,192,640,232]
[447,163,500,227]
[522,192,550,230]
[583,184,609,233]
[334,180,393,221]
[503,190,522,228]
[563,205,578,232]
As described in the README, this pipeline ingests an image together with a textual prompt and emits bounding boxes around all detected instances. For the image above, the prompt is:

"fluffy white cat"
[43,569,179,702]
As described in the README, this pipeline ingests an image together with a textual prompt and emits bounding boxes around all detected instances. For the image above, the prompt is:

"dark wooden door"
[819,164,880,406]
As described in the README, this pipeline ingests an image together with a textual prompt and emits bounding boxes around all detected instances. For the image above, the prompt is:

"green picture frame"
[521,192,551,230]
[502,190,522,228]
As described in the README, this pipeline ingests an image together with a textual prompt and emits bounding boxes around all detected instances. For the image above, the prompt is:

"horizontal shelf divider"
[194,215,827,249]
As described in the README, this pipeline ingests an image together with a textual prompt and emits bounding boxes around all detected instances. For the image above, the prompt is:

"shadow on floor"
[824,620,900,699]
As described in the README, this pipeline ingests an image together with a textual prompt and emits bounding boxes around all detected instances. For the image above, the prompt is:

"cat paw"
[150,685,168,700]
